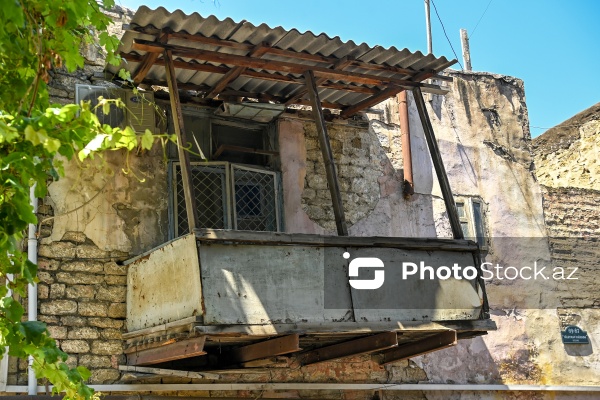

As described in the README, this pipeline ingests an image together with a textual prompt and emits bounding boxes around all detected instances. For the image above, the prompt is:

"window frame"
[454,196,489,250]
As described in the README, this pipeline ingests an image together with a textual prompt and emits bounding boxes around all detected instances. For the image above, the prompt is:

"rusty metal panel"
[199,243,353,324]
[198,242,483,325]
[126,234,203,332]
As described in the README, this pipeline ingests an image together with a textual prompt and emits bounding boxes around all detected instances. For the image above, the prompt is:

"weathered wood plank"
[194,228,478,251]
[412,86,463,239]
[304,69,348,236]
[298,332,398,365]
[373,330,457,365]
[192,320,496,336]
[118,365,220,380]
[126,336,207,366]
[222,334,301,364]
[164,49,199,233]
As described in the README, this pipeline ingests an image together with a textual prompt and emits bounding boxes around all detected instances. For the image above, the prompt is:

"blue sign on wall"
[561,325,589,344]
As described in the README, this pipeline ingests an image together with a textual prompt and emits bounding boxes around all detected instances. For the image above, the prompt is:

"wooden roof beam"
[340,85,406,118]
[220,334,300,366]
[284,56,355,106]
[126,336,207,366]
[205,42,271,99]
[372,331,457,365]
[131,32,169,84]
[131,39,427,87]
[298,332,398,366]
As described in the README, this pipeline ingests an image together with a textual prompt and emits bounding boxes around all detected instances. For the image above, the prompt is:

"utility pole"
[460,28,472,71]
[425,0,432,54]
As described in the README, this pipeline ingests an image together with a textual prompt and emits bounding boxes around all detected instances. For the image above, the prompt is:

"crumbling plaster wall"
[278,71,599,397]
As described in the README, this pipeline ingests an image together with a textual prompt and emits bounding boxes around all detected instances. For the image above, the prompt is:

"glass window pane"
[472,201,485,246]
[460,222,470,238]
[456,202,465,218]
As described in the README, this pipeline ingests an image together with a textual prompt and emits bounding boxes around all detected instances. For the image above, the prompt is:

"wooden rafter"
[372,331,457,365]
[132,39,428,87]
[121,52,380,95]
[126,336,207,366]
[285,56,355,105]
[131,29,426,78]
[132,32,169,84]
[221,334,301,365]
[340,85,405,119]
[298,332,398,366]
[205,43,271,99]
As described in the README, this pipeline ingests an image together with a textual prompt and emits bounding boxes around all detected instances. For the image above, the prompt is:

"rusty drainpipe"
[398,90,414,197]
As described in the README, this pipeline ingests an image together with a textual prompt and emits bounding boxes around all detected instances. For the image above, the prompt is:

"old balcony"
[122,230,492,370]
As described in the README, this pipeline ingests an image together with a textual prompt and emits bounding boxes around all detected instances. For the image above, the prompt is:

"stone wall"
[533,102,600,190]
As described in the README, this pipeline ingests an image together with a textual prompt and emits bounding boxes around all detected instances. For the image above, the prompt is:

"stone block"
[107,302,126,318]
[66,285,96,299]
[76,245,111,259]
[38,241,76,259]
[79,355,112,368]
[56,272,104,285]
[90,368,121,383]
[104,262,127,275]
[38,284,49,299]
[40,300,77,315]
[61,316,88,326]
[38,258,59,271]
[91,340,123,355]
[61,261,104,273]
[68,327,100,339]
[61,231,88,243]
[88,318,124,329]
[47,325,68,340]
[61,340,90,354]
[100,328,122,340]
[50,283,66,299]
[96,286,126,302]
[79,302,108,317]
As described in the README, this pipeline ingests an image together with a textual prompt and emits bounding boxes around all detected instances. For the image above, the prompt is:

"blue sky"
[117,0,600,138]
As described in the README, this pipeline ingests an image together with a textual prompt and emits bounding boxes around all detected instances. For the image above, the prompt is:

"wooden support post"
[460,29,472,72]
[164,49,199,233]
[412,86,464,239]
[299,332,398,366]
[126,336,207,366]
[372,331,457,365]
[304,70,348,236]
[222,334,301,365]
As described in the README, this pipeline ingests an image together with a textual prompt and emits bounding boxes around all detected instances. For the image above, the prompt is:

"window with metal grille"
[171,162,281,237]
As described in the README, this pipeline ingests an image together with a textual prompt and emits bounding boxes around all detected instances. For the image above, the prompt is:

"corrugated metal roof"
[108,6,456,110]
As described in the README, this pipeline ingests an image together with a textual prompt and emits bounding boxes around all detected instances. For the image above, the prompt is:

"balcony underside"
[124,230,493,373]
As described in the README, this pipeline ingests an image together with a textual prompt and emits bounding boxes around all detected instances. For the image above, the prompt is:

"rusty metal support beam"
[372,331,457,365]
[304,69,348,236]
[299,332,398,366]
[222,334,301,365]
[126,336,207,366]
[164,49,199,233]
[412,86,463,239]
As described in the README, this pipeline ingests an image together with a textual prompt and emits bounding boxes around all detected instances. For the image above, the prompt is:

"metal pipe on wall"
[27,185,38,395]
[397,91,414,197]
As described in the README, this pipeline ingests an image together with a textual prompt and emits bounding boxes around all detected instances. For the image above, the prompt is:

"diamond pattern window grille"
[172,162,280,237]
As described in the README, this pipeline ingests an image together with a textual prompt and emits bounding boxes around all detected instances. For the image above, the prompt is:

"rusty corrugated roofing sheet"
[109,6,456,109]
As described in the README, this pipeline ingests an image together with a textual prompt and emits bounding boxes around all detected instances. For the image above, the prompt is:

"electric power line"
[430,0,464,70]
[469,0,493,39]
